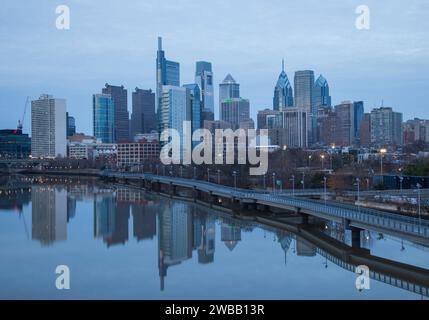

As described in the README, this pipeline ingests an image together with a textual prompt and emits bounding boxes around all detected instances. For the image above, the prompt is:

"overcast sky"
[1,0,428,135]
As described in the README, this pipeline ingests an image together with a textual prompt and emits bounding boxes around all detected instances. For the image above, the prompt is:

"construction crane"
[17,96,30,131]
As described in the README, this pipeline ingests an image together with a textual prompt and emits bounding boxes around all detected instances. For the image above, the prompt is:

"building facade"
[31,94,67,158]
[220,98,250,130]
[195,61,214,114]
[0,129,31,159]
[370,107,403,147]
[273,60,293,111]
[130,88,156,138]
[102,84,129,142]
[93,94,115,144]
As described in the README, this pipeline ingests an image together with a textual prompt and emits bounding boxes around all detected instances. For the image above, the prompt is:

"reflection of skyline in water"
[1,179,429,298]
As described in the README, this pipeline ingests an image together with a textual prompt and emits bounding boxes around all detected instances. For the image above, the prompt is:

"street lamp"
[217,169,221,184]
[320,154,325,170]
[193,166,197,179]
[207,168,210,182]
[263,174,266,190]
[233,171,237,190]
[272,172,276,193]
[399,176,404,196]
[323,176,327,204]
[290,175,295,197]
[301,172,305,190]
[380,148,387,175]
[308,155,312,168]
[417,183,422,233]
[356,178,360,202]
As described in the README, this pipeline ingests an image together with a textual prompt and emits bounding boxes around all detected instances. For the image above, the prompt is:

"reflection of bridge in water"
[102,172,429,247]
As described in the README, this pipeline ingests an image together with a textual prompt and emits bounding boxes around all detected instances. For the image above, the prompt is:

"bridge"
[101,171,429,247]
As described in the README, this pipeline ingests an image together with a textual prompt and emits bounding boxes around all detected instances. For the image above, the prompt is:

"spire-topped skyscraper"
[156,36,180,133]
[273,59,293,111]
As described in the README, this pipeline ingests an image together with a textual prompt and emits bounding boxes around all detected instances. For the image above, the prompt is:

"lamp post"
[263,174,266,190]
[233,171,237,190]
[356,178,360,202]
[417,183,422,233]
[308,155,312,168]
[290,175,295,197]
[207,168,210,182]
[323,176,327,204]
[217,169,221,184]
[193,166,197,179]
[272,172,276,193]
[301,172,305,191]
[321,154,325,170]
[180,166,183,178]
[380,148,387,175]
[399,176,404,196]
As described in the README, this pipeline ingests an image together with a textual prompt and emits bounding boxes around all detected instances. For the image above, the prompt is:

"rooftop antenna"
[282,58,284,72]
[381,99,384,107]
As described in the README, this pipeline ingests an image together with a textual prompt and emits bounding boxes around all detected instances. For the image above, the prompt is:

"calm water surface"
[0,176,428,300]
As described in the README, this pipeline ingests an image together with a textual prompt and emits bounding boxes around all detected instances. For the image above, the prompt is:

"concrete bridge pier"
[351,227,362,249]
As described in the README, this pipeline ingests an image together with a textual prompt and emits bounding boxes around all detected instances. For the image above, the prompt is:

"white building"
[31,94,67,158]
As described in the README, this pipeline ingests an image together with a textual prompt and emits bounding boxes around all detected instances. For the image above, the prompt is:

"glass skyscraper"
[182,83,202,143]
[102,84,129,143]
[313,75,331,108]
[273,60,293,111]
[156,37,180,134]
[195,61,214,114]
[93,94,115,143]
[219,74,240,118]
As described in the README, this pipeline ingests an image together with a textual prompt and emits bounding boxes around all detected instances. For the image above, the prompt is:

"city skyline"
[1,1,428,135]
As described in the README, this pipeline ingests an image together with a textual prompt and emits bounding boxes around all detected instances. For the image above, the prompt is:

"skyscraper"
[102,84,129,142]
[282,107,308,148]
[195,61,214,114]
[313,75,331,108]
[31,94,67,158]
[93,93,115,143]
[130,88,156,138]
[159,85,192,157]
[370,107,403,147]
[182,83,202,140]
[156,37,180,133]
[219,74,240,114]
[294,70,314,143]
[220,98,250,130]
[334,101,355,147]
[66,112,76,137]
[353,101,364,143]
[273,59,293,111]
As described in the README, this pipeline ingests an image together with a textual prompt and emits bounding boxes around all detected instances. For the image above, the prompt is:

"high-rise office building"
[159,85,192,157]
[130,88,156,138]
[93,93,115,143]
[370,107,403,147]
[359,113,371,147]
[334,101,355,147]
[353,101,364,143]
[195,61,214,114]
[257,109,282,129]
[102,84,129,142]
[220,98,250,130]
[294,70,314,144]
[66,112,76,137]
[282,107,308,148]
[313,75,331,108]
[182,83,202,139]
[156,37,180,133]
[273,59,293,111]
[31,94,67,158]
[219,74,240,114]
